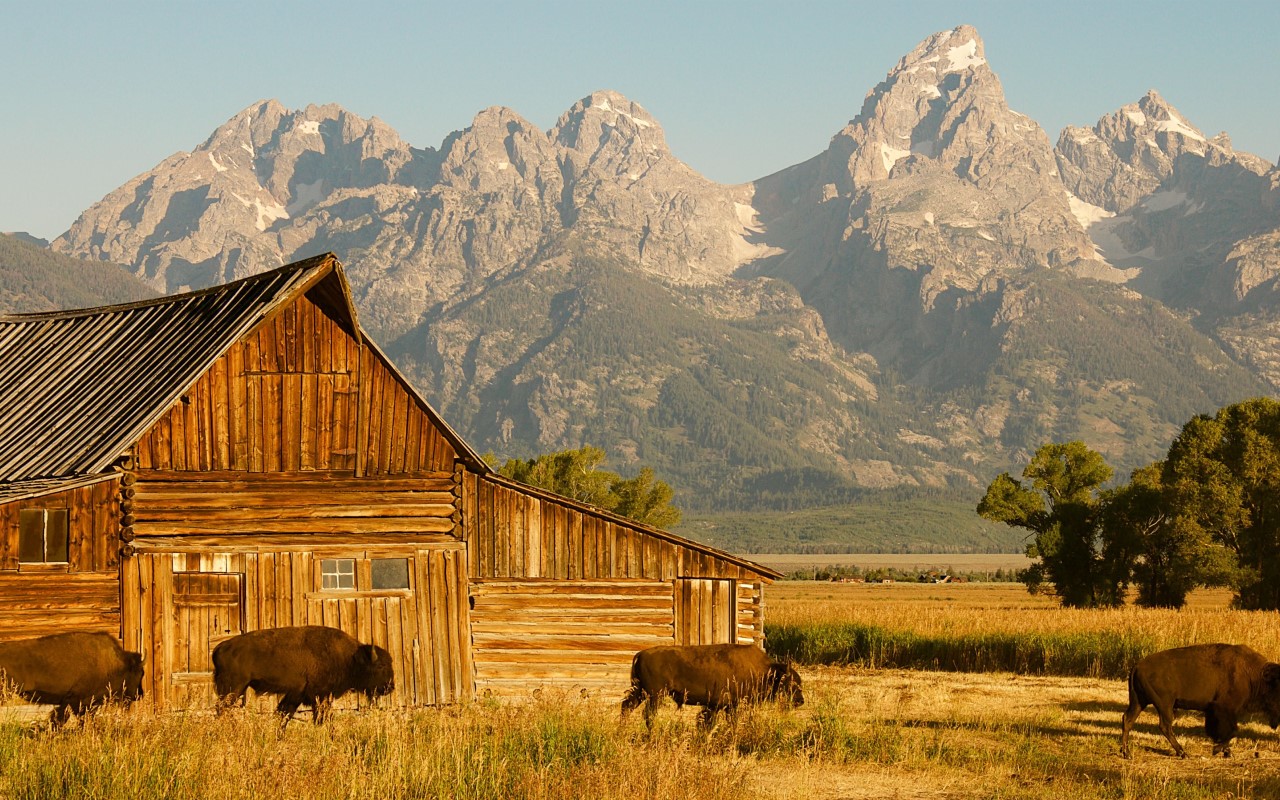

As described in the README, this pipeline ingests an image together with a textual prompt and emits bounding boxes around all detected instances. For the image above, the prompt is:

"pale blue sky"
[3,0,1277,241]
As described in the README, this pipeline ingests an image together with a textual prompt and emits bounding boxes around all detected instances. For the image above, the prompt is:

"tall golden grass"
[765,582,1280,678]
[0,696,754,800]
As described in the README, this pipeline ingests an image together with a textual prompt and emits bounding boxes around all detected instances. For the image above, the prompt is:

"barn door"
[169,572,244,707]
[674,578,736,645]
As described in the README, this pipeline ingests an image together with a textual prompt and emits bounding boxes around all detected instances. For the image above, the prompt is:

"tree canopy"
[495,445,682,529]
[977,441,1123,607]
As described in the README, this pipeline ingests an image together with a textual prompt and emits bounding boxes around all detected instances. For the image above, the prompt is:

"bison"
[621,643,803,729]
[212,626,394,729]
[0,631,144,727]
[1121,643,1280,758]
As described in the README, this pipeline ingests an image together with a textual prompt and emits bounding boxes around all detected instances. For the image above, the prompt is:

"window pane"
[321,558,356,591]
[18,510,44,563]
[45,509,68,562]
[371,558,409,590]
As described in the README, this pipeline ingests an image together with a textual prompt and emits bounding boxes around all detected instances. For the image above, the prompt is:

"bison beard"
[1121,643,1280,758]
[0,631,144,728]
[621,643,803,730]
[213,626,394,729]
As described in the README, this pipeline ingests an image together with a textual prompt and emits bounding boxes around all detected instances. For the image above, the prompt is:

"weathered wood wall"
[131,471,459,538]
[461,474,765,582]
[133,292,458,477]
[460,472,770,693]
[123,543,471,709]
[0,479,121,642]
[470,580,674,697]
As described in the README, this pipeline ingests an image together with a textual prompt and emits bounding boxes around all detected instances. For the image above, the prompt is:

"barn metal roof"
[0,473,120,505]
[0,254,338,481]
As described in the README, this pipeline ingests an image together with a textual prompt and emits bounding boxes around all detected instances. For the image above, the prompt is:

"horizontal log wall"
[0,572,119,642]
[123,542,471,710]
[462,474,761,581]
[736,581,763,646]
[470,580,675,697]
[134,293,458,477]
[0,479,120,573]
[131,472,459,538]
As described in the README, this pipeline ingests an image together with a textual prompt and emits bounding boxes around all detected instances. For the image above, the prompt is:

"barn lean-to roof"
[0,253,484,482]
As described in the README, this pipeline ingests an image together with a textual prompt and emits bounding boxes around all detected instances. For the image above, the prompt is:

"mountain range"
[25,25,1280,511]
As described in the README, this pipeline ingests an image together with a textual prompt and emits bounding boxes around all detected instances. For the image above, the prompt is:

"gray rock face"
[43,26,1280,500]
[54,92,758,340]
[1054,90,1280,307]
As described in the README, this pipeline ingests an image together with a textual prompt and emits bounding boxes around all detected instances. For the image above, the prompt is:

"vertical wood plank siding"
[133,294,458,476]
[463,474,759,583]
[125,543,471,710]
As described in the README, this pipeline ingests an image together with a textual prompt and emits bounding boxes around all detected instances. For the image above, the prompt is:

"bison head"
[767,662,804,706]
[355,644,396,700]
[120,651,145,704]
[1262,663,1280,729]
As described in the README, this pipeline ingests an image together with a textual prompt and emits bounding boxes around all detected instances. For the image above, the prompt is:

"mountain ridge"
[38,25,1280,508]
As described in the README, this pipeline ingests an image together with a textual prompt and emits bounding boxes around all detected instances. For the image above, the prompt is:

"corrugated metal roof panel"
[0,254,335,481]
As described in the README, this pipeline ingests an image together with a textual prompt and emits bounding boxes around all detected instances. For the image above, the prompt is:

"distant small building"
[0,254,779,708]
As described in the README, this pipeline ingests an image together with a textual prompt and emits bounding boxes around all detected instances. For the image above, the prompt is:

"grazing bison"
[621,643,803,729]
[213,626,394,729]
[0,631,144,727]
[1121,643,1280,758]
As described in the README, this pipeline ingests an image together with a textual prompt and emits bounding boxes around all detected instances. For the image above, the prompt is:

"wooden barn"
[0,253,780,709]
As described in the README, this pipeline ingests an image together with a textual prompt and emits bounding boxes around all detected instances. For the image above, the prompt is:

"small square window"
[371,558,410,590]
[320,558,356,590]
[18,509,68,563]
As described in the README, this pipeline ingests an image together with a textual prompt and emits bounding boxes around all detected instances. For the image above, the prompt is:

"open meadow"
[5,581,1280,799]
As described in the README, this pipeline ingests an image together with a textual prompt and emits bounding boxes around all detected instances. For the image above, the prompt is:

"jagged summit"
[42,28,1280,502]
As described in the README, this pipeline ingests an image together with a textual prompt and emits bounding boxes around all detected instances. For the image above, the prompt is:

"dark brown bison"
[0,631,144,727]
[1121,643,1280,758]
[621,643,804,729]
[212,626,394,729]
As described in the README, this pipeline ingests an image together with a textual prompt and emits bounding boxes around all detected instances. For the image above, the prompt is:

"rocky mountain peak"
[1054,89,1270,214]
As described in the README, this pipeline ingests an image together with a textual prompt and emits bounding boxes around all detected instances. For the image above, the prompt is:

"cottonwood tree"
[1161,398,1280,610]
[496,446,681,528]
[978,441,1125,607]
[1100,463,1232,608]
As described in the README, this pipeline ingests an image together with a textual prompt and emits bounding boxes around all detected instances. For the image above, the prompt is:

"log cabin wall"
[0,478,121,642]
[123,541,471,710]
[460,472,769,696]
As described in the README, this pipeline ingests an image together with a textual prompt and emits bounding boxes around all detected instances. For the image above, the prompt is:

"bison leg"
[276,694,305,732]
[1151,701,1187,758]
[1205,705,1238,757]
[641,693,662,730]
[697,706,719,732]
[48,705,73,730]
[312,696,334,726]
[1119,697,1147,758]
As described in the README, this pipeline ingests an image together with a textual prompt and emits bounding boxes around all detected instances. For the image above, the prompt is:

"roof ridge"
[0,253,337,322]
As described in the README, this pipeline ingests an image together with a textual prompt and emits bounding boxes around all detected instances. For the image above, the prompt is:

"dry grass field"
[5,581,1280,799]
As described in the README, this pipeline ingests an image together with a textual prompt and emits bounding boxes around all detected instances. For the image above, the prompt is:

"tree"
[496,446,682,528]
[612,467,682,528]
[977,441,1124,607]
[1161,398,1280,610]
[1100,463,1232,608]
